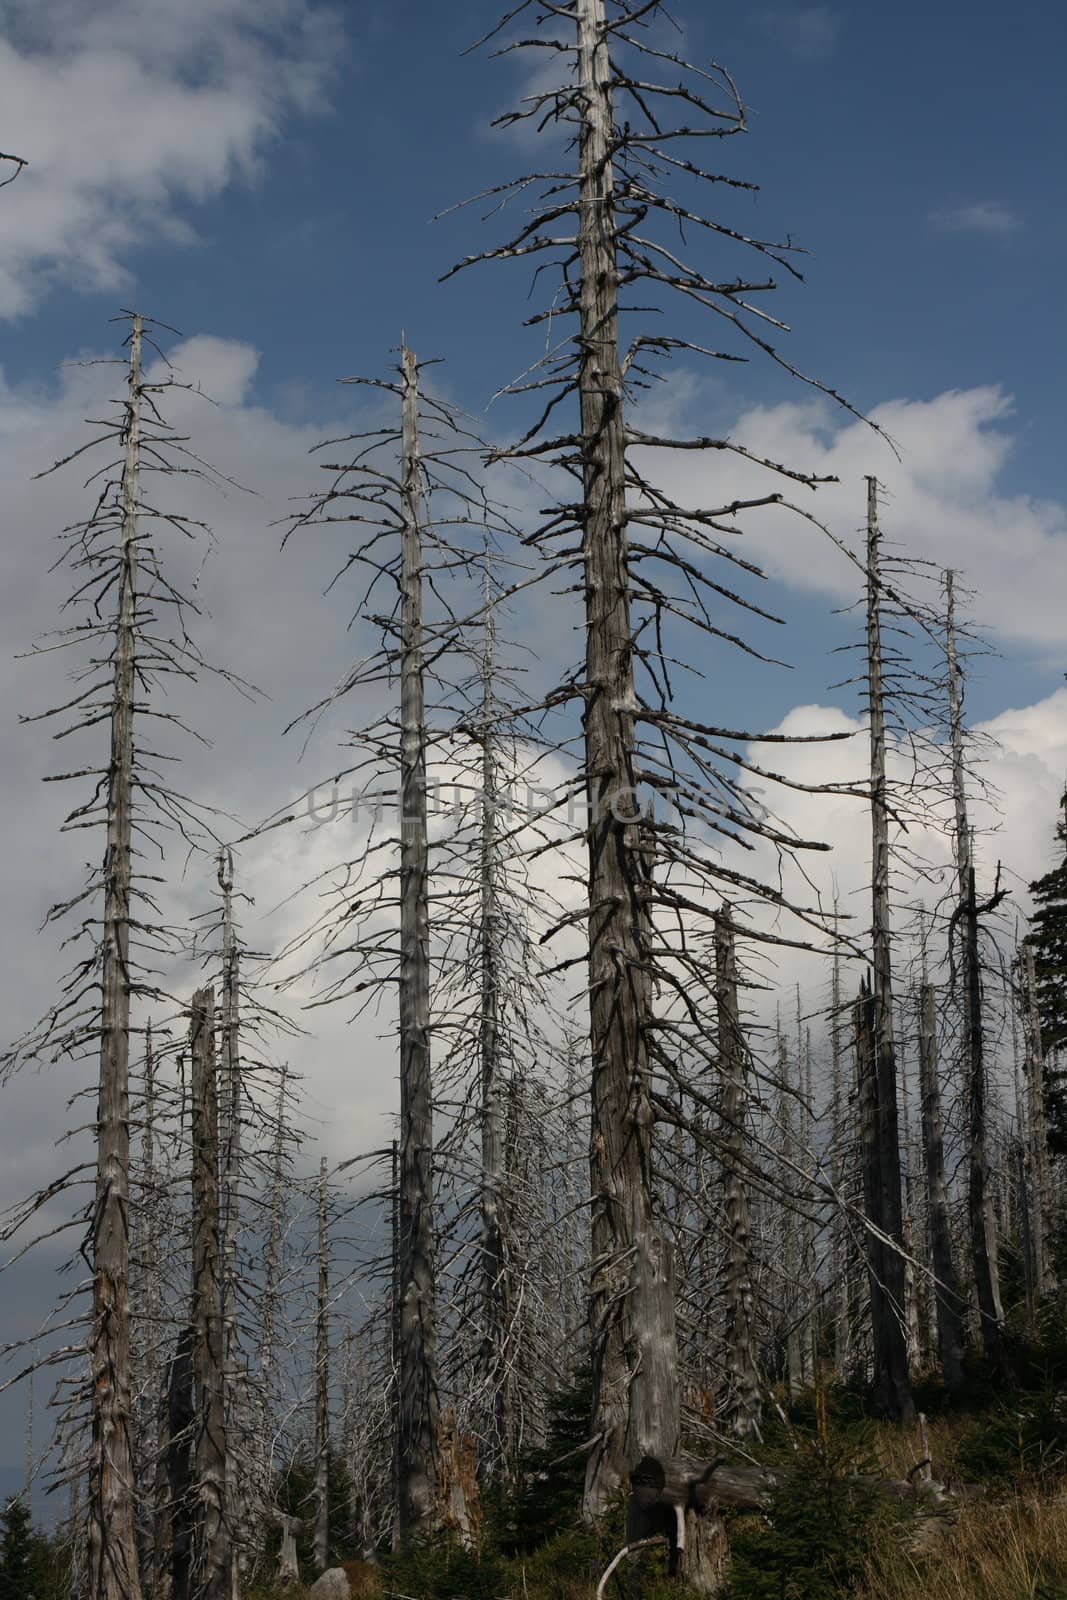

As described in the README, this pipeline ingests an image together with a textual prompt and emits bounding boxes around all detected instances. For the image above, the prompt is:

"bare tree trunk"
[963,867,1009,1373]
[477,571,512,1482]
[830,943,852,1379]
[142,1023,167,1600]
[396,345,439,1539]
[574,0,678,1517]
[166,1330,195,1600]
[217,851,242,1600]
[89,310,146,1600]
[1022,941,1054,1296]
[777,1033,803,1397]
[256,1064,288,1518]
[190,988,228,1600]
[864,479,914,1421]
[917,983,965,1393]
[944,571,1009,1376]
[896,1012,922,1373]
[798,998,816,1386]
[716,908,761,1439]
[314,1158,330,1573]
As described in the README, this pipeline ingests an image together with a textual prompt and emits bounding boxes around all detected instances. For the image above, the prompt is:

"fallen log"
[625,1452,962,1592]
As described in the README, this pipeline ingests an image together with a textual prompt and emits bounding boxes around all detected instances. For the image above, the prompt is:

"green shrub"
[0,1499,67,1600]
[953,1396,1067,1487]
[724,1429,902,1600]
[381,1536,510,1600]
[504,1375,593,1553]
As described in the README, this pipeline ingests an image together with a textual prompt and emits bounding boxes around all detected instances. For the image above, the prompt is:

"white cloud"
[930,200,1022,236]
[0,0,339,316]
[718,689,1067,1040]
[635,383,1067,649]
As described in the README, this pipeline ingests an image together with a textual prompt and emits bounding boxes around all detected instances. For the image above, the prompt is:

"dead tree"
[715,908,761,1440]
[775,1031,804,1397]
[133,1022,167,1596]
[475,568,511,1482]
[1019,941,1054,1297]
[829,938,857,1379]
[279,347,510,1538]
[190,989,228,1600]
[451,0,865,1518]
[166,1331,196,1600]
[217,850,242,1600]
[87,312,149,1600]
[797,994,817,1388]
[432,556,596,1488]
[943,569,1011,1377]
[861,478,914,1421]
[314,1158,331,1572]
[3,313,252,1595]
[394,346,439,1536]
[256,1065,288,1464]
[916,981,965,1393]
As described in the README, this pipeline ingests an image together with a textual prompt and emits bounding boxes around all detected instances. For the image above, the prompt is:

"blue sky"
[2,0,1063,493]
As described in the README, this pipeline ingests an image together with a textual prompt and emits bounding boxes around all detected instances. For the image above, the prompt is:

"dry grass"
[865,1414,962,1482]
[858,1493,1067,1600]
[340,1559,386,1598]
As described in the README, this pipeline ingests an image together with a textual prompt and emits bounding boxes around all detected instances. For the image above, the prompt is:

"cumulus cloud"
[717,689,1067,1030]
[0,0,338,316]
[635,382,1067,650]
[930,200,1022,236]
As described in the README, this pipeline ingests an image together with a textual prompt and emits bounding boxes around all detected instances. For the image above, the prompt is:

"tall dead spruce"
[94,313,149,1600]
[3,315,248,1600]
[860,479,914,1421]
[942,570,1011,1376]
[190,988,228,1600]
[283,346,508,1539]
[450,0,862,1515]
[314,1157,331,1572]
[714,908,761,1440]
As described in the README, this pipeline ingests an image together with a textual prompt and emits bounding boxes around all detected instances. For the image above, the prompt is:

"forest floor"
[252,1365,1067,1600]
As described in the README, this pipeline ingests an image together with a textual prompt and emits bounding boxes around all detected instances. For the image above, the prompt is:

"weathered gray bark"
[166,1330,195,1600]
[275,1515,300,1587]
[190,987,228,1600]
[477,573,512,1480]
[896,1014,922,1373]
[863,479,914,1421]
[256,1064,288,1515]
[389,1136,400,1546]
[776,1032,804,1397]
[1021,941,1054,1296]
[715,908,761,1440]
[89,311,146,1600]
[396,345,439,1538]
[314,1157,330,1572]
[141,1023,168,1600]
[575,0,679,1518]
[798,998,816,1387]
[217,850,242,1600]
[830,942,853,1379]
[916,983,965,1393]
[944,571,1009,1375]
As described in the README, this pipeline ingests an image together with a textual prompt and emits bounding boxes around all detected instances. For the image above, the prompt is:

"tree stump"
[627,1455,773,1594]
[275,1512,301,1587]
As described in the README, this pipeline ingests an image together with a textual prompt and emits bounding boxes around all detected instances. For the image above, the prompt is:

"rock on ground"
[308,1568,352,1600]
